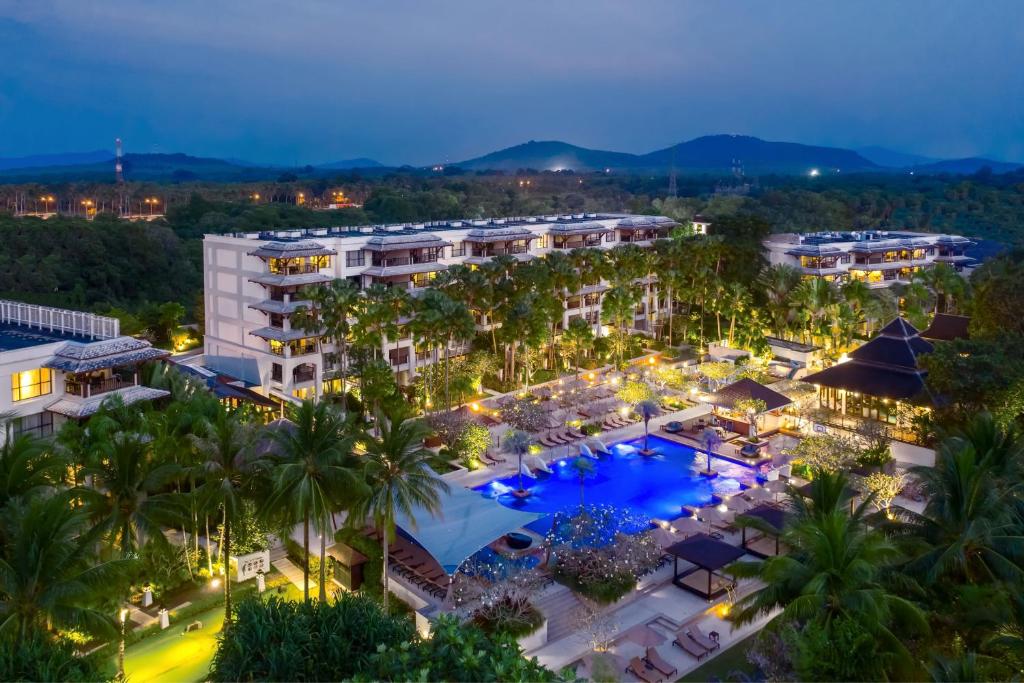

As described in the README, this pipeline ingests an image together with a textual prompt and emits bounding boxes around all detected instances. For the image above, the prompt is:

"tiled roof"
[248,272,333,287]
[45,337,169,373]
[248,241,337,259]
[463,227,539,242]
[706,378,792,412]
[548,222,611,236]
[920,313,970,341]
[364,233,452,251]
[47,386,170,418]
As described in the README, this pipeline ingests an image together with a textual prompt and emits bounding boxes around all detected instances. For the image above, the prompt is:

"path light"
[470,402,481,412]
[211,577,221,589]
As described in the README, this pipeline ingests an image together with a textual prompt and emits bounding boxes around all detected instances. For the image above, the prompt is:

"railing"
[470,245,529,257]
[370,254,439,267]
[292,368,316,383]
[64,377,136,398]
[268,265,322,275]
[0,300,118,340]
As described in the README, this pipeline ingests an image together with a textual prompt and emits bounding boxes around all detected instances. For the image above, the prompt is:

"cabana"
[665,533,745,600]
[394,485,544,576]
[738,504,787,558]
[706,378,792,440]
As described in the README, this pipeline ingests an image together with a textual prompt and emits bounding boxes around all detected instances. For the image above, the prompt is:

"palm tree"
[0,493,129,640]
[416,289,475,409]
[561,317,595,382]
[348,408,449,611]
[503,429,534,495]
[190,405,269,626]
[568,456,595,508]
[731,483,928,677]
[81,432,184,558]
[267,400,368,602]
[0,432,65,513]
[722,282,750,347]
[292,278,361,406]
[600,285,638,368]
[636,398,660,452]
[758,264,801,339]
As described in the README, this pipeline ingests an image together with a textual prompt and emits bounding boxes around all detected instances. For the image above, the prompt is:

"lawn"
[678,633,759,682]
[116,583,305,683]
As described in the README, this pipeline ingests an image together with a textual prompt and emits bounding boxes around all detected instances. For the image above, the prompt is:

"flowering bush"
[546,505,660,604]
[616,381,655,406]
[452,558,545,639]
[786,433,861,474]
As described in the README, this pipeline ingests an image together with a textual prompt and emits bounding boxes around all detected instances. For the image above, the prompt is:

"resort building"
[0,301,169,442]
[202,213,681,404]
[763,230,974,287]
[801,317,933,439]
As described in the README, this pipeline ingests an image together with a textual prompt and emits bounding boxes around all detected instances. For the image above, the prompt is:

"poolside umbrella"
[765,479,789,502]
[647,526,678,551]
[725,495,752,513]
[699,506,735,533]
[620,623,666,647]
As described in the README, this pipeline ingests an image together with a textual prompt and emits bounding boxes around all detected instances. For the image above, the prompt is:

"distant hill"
[910,157,1022,175]
[456,140,638,172]
[455,135,878,174]
[856,146,937,168]
[317,157,383,170]
[0,150,113,171]
[638,135,877,173]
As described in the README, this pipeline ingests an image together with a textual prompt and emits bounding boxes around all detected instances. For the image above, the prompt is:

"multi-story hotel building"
[0,301,169,443]
[203,214,696,404]
[763,230,973,287]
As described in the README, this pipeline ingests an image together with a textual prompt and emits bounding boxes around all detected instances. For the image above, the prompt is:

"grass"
[678,633,759,682]
[115,582,305,683]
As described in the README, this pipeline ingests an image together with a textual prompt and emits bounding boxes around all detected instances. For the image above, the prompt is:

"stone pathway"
[271,557,316,592]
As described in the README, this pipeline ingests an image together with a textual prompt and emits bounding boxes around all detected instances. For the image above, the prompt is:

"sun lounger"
[566,427,586,439]
[688,625,721,652]
[672,631,709,660]
[644,647,677,677]
[626,657,663,683]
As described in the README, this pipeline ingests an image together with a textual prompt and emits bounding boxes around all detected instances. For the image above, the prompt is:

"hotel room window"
[11,368,52,402]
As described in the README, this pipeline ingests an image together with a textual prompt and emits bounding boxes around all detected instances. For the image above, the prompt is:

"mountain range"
[0,135,1018,183]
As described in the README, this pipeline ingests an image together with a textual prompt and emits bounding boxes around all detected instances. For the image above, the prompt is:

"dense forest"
[1,168,1022,320]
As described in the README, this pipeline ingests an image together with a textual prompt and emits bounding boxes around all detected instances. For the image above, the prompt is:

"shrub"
[616,381,655,406]
[0,633,113,682]
[786,433,860,474]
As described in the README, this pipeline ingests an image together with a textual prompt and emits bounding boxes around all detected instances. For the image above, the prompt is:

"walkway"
[271,557,316,593]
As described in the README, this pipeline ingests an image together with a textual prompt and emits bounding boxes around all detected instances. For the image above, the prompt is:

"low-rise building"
[763,230,973,287]
[0,301,169,442]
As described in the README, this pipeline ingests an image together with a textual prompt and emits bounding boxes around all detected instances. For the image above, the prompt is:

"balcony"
[268,264,323,276]
[370,253,440,268]
[64,376,136,398]
[469,245,529,258]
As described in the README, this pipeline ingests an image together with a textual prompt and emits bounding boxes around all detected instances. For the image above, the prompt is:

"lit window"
[12,368,53,402]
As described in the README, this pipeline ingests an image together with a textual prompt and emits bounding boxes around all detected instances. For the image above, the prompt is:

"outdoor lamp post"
[118,607,129,679]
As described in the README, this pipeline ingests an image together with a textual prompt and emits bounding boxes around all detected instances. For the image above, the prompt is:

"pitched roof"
[706,378,792,412]
[45,337,169,373]
[665,533,746,570]
[47,385,170,418]
[920,313,971,341]
[803,317,933,400]
[248,241,336,259]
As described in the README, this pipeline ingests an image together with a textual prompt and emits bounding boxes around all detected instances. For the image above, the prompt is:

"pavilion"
[802,318,933,428]
[920,313,970,342]
[665,533,746,600]
[738,505,787,559]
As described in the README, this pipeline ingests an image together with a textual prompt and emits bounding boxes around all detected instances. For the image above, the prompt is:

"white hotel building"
[0,301,169,443]
[763,230,974,287]
[202,214,708,404]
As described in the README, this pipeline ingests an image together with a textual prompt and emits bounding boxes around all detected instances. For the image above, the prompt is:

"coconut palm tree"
[190,405,269,626]
[348,408,449,611]
[568,456,595,508]
[561,317,595,382]
[600,285,638,369]
[503,429,534,495]
[636,398,660,452]
[416,289,475,409]
[0,432,65,514]
[0,492,129,640]
[758,264,802,339]
[292,278,362,406]
[731,484,928,677]
[81,432,185,558]
[267,400,368,602]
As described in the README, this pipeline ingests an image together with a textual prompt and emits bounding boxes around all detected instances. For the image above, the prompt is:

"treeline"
[0,214,200,316]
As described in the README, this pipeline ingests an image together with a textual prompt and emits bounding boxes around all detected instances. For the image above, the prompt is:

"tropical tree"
[348,408,449,611]
[0,493,129,640]
[0,433,65,515]
[267,400,368,602]
[758,264,801,339]
[600,285,638,368]
[503,429,534,495]
[561,317,595,382]
[636,398,660,452]
[190,405,269,626]
[568,456,595,509]
[292,278,361,406]
[416,289,475,409]
[81,432,184,558]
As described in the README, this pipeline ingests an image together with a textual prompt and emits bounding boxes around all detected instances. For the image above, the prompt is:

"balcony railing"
[64,377,136,398]
[269,264,322,276]
[370,254,439,267]
[470,245,529,257]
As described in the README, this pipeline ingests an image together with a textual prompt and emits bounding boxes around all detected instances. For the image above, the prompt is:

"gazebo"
[706,378,792,438]
[665,533,745,600]
[738,505,787,558]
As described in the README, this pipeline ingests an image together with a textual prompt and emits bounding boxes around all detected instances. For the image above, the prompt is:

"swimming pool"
[475,434,762,522]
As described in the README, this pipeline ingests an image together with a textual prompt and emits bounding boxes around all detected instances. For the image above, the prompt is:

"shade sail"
[395,485,545,574]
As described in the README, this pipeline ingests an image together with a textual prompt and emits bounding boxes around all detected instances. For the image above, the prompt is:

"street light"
[118,607,129,679]
[39,195,54,213]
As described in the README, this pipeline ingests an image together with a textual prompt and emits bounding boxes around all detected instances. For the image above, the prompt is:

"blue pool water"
[475,435,762,522]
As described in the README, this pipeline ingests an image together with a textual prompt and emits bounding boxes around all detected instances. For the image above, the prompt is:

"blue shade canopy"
[395,485,545,574]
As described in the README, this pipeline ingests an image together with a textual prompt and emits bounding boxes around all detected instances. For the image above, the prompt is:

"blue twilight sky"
[0,0,1022,166]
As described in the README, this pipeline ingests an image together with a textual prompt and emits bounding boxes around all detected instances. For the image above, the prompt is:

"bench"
[183,621,203,633]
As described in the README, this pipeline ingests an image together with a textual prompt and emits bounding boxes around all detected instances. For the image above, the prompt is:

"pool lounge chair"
[626,657,664,683]
[644,647,677,678]
[688,625,721,652]
[672,630,709,660]
[566,427,586,439]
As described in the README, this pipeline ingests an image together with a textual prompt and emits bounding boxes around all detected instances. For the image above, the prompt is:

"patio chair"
[566,426,586,439]
[688,625,721,652]
[626,657,664,683]
[672,631,709,660]
[644,647,677,677]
